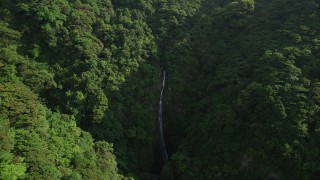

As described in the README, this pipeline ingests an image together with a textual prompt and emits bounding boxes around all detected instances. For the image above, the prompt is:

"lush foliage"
[2,0,320,179]
[164,0,320,179]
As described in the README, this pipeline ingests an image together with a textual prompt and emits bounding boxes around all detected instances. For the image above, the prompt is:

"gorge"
[2,0,320,179]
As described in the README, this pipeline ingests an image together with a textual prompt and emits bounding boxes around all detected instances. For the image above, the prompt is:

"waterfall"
[158,68,169,161]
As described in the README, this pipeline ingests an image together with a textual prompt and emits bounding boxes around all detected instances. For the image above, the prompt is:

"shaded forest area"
[1,0,320,179]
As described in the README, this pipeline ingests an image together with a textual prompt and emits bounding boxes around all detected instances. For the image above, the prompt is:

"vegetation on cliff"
[1,0,320,179]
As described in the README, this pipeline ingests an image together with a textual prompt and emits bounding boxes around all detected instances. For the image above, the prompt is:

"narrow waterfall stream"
[158,68,169,161]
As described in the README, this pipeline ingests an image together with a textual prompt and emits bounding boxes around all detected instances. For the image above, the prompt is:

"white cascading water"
[158,68,168,161]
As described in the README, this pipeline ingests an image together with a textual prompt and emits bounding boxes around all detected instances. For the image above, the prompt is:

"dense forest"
[1,0,320,179]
